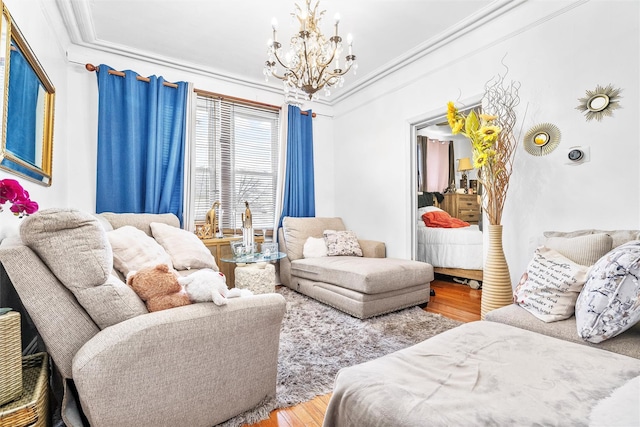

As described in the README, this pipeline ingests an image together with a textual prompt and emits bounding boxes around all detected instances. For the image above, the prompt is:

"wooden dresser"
[201,235,264,287]
[441,193,481,224]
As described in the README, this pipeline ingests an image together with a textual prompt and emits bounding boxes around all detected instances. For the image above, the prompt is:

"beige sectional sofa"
[486,303,640,358]
[0,208,286,427]
[486,228,640,359]
[278,216,434,319]
[323,228,640,426]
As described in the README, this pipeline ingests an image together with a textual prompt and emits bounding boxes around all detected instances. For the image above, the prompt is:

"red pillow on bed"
[421,211,470,228]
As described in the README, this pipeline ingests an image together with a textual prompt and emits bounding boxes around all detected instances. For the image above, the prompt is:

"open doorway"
[409,99,483,283]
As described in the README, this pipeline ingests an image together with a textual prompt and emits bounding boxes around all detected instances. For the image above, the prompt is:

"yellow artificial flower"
[479,125,501,142]
[446,102,458,128]
[479,113,498,122]
[451,119,464,134]
[474,152,488,168]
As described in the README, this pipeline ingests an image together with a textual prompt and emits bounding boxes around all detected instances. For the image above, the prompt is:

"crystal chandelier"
[263,0,357,100]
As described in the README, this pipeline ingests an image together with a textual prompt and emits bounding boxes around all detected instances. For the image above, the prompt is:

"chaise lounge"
[278,216,433,319]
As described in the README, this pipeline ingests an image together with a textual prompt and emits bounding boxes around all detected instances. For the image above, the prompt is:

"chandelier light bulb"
[271,18,278,42]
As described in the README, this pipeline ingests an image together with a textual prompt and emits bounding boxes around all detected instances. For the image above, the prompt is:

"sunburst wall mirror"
[576,84,622,122]
[523,123,561,156]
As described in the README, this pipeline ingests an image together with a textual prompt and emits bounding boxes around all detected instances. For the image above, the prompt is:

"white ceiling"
[55,0,511,103]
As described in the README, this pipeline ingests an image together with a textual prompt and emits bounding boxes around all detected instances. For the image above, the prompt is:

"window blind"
[194,95,280,231]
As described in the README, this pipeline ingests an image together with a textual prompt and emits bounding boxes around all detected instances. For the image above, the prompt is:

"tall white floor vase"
[481,224,513,320]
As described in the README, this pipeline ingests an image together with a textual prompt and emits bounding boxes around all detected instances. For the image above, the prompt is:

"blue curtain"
[279,105,315,226]
[95,65,188,223]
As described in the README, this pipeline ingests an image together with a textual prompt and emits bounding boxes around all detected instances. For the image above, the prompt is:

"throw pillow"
[544,229,640,249]
[544,233,613,266]
[150,222,218,271]
[513,246,590,322]
[589,375,640,427]
[303,236,328,258]
[108,225,173,277]
[323,230,363,257]
[575,240,640,343]
[421,210,469,228]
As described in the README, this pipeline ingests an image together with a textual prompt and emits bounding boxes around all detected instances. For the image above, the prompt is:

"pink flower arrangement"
[0,179,39,217]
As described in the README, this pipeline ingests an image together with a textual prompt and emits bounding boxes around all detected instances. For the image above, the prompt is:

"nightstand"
[441,193,481,224]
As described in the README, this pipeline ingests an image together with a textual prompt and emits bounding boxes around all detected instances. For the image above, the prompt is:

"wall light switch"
[564,146,590,165]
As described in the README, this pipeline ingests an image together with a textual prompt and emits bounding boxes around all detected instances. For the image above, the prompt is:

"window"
[194,95,280,231]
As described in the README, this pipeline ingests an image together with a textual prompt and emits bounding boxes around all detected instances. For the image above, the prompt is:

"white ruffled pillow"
[418,206,443,216]
[150,222,218,271]
[108,226,173,277]
[303,236,328,258]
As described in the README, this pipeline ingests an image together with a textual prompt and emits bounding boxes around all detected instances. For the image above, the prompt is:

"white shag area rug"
[219,286,463,426]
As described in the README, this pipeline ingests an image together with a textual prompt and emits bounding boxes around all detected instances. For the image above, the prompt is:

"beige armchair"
[0,209,286,427]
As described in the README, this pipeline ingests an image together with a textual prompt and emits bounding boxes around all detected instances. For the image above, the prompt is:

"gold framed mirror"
[0,4,55,185]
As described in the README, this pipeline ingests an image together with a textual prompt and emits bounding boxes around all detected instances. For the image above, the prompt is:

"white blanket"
[416,222,483,269]
[323,322,640,427]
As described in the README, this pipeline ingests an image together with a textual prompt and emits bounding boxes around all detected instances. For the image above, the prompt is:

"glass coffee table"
[220,252,287,294]
[220,251,287,266]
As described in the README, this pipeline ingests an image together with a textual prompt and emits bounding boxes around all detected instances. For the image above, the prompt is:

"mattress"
[323,321,640,427]
[416,222,483,269]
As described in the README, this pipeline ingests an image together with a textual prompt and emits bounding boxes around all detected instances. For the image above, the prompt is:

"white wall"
[330,0,640,285]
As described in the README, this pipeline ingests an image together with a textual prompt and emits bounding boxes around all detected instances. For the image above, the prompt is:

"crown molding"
[54,0,585,107]
[329,0,527,104]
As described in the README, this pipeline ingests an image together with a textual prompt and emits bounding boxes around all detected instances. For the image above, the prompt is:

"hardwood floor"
[425,275,482,322]
[246,276,481,427]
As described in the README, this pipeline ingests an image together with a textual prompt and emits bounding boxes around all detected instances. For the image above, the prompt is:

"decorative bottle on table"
[241,201,254,253]
[215,205,224,238]
[204,201,220,239]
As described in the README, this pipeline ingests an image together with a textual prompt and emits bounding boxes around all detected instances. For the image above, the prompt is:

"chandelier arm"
[272,50,304,83]
[324,61,353,79]
[268,70,289,81]
[315,37,341,69]
[301,40,317,89]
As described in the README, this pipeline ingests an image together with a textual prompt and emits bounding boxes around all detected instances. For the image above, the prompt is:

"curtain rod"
[194,88,316,118]
[86,63,315,118]
[85,63,179,88]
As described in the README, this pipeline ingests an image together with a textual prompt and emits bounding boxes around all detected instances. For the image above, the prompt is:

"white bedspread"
[323,322,640,427]
[416,222,483,269]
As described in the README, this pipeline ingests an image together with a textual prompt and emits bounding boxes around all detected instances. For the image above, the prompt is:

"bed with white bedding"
[416,206,483,271]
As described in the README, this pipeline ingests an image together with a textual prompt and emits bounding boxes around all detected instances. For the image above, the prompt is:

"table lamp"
[457,157,473,190]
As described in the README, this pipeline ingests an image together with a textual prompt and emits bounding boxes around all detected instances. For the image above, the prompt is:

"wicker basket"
[0,311,22,406]
[0,353,49,427]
